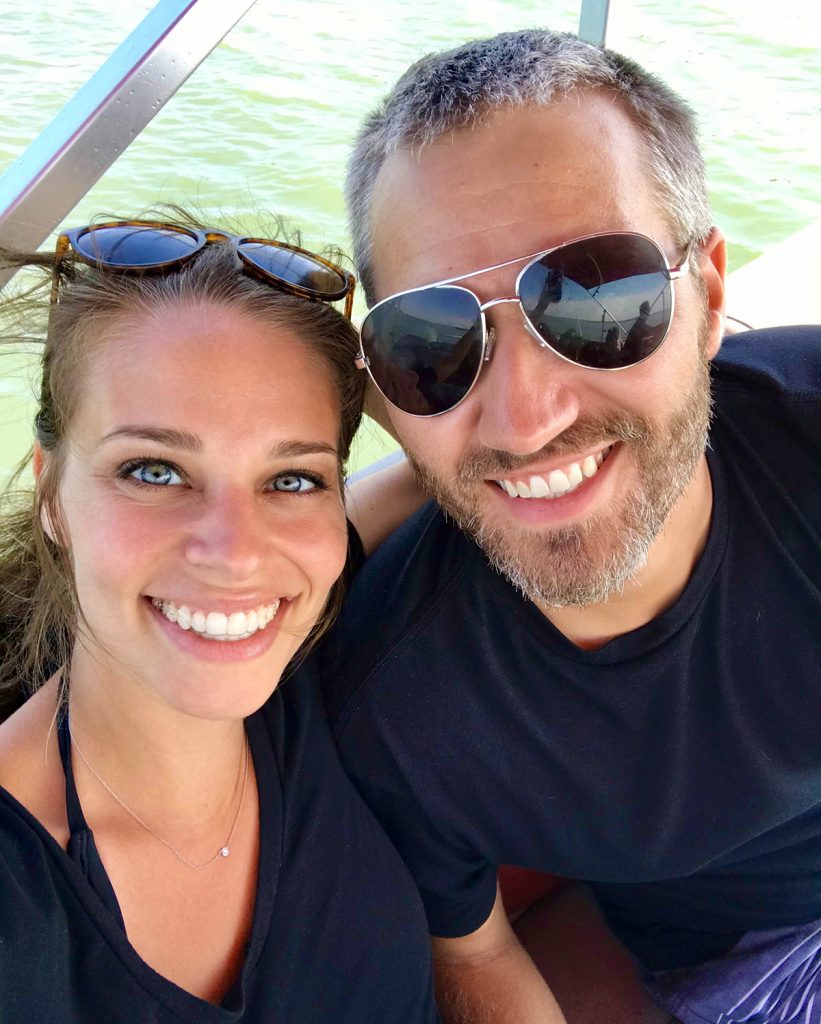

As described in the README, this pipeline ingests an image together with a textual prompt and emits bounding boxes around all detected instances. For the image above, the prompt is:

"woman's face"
[52,299,346,720]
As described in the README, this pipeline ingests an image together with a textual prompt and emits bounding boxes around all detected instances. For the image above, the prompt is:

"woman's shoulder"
[0,679,69,848]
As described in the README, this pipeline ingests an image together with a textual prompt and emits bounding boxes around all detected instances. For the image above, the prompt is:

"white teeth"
[227,611,246,637]
[529,475,550,498]
[205,612,228,637]
[582,456,598,478]
[497,447,611,501]
[151,598,281,641]
[547,469,570,495]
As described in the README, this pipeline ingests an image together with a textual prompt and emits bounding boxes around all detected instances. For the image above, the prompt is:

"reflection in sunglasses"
[357,231,688,415]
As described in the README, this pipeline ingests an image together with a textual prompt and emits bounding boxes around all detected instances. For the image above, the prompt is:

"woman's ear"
[32,441,45,481]
[34,443,59,545]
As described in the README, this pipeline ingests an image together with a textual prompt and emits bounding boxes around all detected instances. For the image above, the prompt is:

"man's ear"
[364,381,401,443]
[698,226,727,360]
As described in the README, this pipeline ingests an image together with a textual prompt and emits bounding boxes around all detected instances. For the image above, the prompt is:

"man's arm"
[514,883,678,1024]
[432,885,567,1024]
[346,455,426,555]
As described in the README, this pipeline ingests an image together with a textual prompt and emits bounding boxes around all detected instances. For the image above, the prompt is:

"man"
[324,29,820,1024]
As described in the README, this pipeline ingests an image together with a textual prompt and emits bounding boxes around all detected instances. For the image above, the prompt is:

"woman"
[0,219,439,1022]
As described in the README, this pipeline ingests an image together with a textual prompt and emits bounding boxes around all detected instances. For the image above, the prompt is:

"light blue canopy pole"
[0,0,258,288]
[578,0,610,46]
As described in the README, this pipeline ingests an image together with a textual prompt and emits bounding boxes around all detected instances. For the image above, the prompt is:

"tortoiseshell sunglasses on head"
[51,220,356,318]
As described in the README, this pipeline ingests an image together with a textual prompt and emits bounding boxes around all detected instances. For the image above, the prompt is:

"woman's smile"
[150,597,282,641]
[145,594,290,664]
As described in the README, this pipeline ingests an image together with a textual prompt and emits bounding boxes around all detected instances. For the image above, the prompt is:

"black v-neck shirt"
[0,662,439,1023]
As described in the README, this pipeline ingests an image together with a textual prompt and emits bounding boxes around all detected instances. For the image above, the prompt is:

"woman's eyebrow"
[97,426,201,451]
[96,428,338,460]
[268,440,339,459]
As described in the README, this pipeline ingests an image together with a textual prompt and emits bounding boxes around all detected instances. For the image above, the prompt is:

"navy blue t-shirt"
[325,326,821,973]
[0,663,440,1023]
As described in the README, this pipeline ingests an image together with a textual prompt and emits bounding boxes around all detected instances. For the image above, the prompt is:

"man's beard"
[404,353,713,609]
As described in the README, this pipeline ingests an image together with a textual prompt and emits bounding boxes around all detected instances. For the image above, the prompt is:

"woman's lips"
[150,598,281,642]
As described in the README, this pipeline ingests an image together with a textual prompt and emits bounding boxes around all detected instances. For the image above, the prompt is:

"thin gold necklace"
[68,721,250,871]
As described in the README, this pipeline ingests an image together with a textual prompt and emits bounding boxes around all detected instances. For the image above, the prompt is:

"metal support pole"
[0,0,258,288]
[578,0,610,47]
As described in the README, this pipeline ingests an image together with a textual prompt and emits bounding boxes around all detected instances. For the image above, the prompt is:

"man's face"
[368,93,723,607]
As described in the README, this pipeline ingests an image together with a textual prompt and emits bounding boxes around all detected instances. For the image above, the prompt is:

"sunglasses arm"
[50,234,72,307]
[668,246,693,279]
[342,277,355,319]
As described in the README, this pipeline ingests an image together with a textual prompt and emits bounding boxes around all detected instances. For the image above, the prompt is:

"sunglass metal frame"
[355,230,691,417]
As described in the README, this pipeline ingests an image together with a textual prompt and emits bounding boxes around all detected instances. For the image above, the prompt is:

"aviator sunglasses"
[51,220,356,317]
[355,231,691,417]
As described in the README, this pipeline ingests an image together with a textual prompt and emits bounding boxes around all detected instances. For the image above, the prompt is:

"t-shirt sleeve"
[333,694,499,938]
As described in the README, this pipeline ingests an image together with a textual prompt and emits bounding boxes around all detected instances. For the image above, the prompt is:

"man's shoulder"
[710,325,820,569]
[340,499,477,628]
[713,324,821,398]
[711,324,820,459]
[322,501,482,727]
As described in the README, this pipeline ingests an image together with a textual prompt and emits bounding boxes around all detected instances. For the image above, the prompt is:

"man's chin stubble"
[403,358,712,609]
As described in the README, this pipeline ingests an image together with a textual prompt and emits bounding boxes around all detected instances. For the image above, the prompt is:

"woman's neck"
[65,655,248,837]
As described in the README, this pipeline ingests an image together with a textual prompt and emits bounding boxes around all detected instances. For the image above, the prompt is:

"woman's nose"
[183,490,265,582]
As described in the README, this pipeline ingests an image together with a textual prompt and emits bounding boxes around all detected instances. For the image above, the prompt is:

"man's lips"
[493,445,612,499]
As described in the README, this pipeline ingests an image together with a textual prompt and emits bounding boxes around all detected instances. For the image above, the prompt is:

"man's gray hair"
[346,28,713,304]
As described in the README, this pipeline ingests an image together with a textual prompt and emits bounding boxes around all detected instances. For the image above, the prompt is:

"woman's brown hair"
[0,217,365,719]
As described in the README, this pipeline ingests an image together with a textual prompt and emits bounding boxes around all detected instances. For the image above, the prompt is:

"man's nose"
[474,304,580,455]
[184,489,264,582]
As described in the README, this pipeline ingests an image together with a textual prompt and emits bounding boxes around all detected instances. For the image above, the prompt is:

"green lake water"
[1,0,819,477]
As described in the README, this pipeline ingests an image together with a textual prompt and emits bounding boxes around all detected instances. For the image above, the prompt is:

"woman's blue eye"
[271,474,317,493]
[129,462,183,486]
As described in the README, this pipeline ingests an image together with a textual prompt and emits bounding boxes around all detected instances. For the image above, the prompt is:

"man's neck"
[538,457,714,651]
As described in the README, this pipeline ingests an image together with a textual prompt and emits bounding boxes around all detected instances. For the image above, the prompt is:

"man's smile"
[494,446,611,499]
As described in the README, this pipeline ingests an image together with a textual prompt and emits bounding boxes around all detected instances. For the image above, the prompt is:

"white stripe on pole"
[0,0,258,288]
[578,0,610,47]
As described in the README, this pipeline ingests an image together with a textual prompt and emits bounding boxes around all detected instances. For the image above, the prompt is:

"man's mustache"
[455,414,654,481]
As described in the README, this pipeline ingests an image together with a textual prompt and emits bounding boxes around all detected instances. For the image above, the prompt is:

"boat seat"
[499,865,567,918]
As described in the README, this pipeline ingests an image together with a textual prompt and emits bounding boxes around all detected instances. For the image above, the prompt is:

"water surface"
[1,0,819,473]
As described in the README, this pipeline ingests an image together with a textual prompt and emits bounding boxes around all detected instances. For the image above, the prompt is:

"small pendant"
[220,846,230,857]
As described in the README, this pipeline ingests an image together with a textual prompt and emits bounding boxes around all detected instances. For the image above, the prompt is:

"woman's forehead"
[71,301,341,453]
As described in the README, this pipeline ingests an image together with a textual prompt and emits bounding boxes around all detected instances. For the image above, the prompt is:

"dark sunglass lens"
[240,242,345,296]
[74,226,198,267]
[361,287,484,416]
[520,234,673,368]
